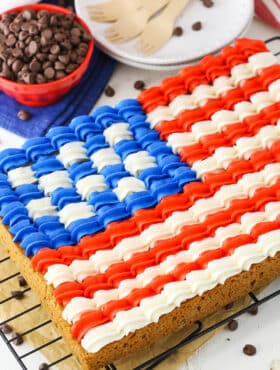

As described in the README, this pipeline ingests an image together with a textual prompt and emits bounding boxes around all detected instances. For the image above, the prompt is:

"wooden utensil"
[104,0,170,43]
[87,0,141,22]
[137,0,190,55]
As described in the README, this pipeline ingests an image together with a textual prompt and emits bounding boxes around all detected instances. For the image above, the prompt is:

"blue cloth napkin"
[0,2,116,138]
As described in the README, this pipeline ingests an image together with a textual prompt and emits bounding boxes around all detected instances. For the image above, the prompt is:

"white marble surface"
[0,15,280,370]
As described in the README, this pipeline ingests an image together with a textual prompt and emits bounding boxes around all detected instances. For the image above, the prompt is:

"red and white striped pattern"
[31,39,280,353]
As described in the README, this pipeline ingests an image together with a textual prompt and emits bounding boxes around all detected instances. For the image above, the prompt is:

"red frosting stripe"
[138,38,268,113]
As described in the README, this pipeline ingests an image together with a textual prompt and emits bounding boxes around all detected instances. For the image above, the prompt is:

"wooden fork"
[137,0,190,55]
[104,0,170,43]
[87,0,142,22]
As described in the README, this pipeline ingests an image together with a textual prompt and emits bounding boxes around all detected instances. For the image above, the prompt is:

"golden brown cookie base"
[0,222,279,370]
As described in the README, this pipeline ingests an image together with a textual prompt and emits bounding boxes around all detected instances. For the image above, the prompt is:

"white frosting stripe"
[57,141,88,168]
[81,228,280,353]
[147,52,278,127]
[104,123,133,146]
[58,202,95,228]
[8,166,37,188]
[113,177,146,201]
[26,197,57,219]
[76,175,108,201]
[45,162,280,287]
[38,170,73,196]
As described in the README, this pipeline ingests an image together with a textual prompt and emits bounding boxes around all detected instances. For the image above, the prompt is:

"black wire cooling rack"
[0,36,280,370]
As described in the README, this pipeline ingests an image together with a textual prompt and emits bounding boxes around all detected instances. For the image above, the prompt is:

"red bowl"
[0,4,94,107]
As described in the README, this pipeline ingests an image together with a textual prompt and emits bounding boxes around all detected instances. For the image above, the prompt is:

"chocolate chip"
[224,302,234,310]
[192,21,202,31]
[9,22,21,33]
[243,344,256,356]
[22,71,35,84]
[11,290,24,299]
[50,44,60,55]
[12,48,23,58]
[29,24,38,35]
[104,85,115,97]
[71,27,81,37]
[22,9,35,21]
[58,54,70,64]
[248,306,258,315]
[36,53,47,62]
[173,26,183,36]
[17,110,32,121]
[11,332,24,345]
[48,54,57,62]
[0,324,13,334]
[202,0,214,7]
[18,276,27,287]
[36,73,47,84]
[134,80,145,90]
[227,319,238,331]
[44,67,55,80]
[6,34,17,47]
[42,28,53,40]
[39,363,49,370]
[11,60,23,73]
[54,61,65,71]
[56,70,66,80]
[66,63,77,73]
[30,60,41,72]
[28,40,38,55]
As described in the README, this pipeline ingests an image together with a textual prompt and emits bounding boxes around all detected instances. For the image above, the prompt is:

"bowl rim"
[0,3,94,90]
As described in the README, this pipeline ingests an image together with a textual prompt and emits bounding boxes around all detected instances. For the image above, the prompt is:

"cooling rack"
[0,36,280,370]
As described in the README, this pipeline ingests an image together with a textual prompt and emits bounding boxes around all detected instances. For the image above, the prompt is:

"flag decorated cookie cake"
[0,38,280,369]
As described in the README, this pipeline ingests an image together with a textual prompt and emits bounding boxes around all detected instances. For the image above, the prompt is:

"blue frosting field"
[0,99,199,256]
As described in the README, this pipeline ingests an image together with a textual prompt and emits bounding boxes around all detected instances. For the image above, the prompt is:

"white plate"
[75,0,254,66]
[95,16,253,71]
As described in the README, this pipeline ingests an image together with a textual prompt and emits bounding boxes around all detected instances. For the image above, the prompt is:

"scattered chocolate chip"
[225,302,234,310]
[173,26,183,36]
[243,344,256,356]
[18,275,27,287]
[39,363,49,370]
[104,85,115,97]
[17,109,32,121]
[192,21,202,31]
[248,306,258,315]
[0,323,13,334]
[202,0,214,7]
[11,332,24,345]
[11,290,24,300]
[227,319,238,331]
[134,80,145,90]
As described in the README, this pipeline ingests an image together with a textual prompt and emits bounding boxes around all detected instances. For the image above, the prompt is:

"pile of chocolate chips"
[0,8,92,84]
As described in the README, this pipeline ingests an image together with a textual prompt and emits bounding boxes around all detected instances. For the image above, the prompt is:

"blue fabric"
[0,2,116,138]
